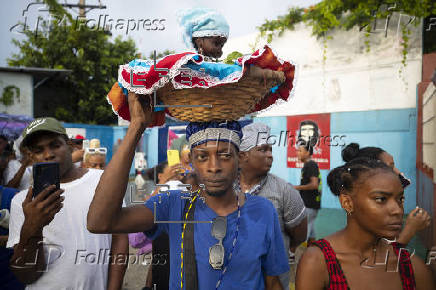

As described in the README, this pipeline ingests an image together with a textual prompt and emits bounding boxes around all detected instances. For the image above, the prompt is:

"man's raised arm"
[87,92,155,234]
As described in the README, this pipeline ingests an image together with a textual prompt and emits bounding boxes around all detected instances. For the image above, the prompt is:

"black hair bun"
[327,167,345,196]
[342,143,360,162]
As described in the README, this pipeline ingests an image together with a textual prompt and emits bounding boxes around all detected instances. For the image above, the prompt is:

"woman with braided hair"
[341,143,430,247]
[296,158,434,290]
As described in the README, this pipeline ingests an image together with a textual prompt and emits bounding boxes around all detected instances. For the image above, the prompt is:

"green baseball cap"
[22,117,67,147]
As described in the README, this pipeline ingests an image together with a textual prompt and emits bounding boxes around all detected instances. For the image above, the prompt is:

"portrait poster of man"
[287,113,331,169]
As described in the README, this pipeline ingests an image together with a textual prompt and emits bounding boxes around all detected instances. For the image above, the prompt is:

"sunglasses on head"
[85,147,107,154]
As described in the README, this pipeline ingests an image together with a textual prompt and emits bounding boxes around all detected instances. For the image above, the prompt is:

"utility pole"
[60,0,106,19]
[79,0,85,18]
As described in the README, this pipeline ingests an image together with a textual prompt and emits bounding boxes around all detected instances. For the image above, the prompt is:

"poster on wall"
[287,113,331,170]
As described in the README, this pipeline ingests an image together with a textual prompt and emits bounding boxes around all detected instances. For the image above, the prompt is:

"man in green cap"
[7,117,128,290]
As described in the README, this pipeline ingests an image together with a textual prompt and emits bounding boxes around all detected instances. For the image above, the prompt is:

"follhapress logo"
[74,15,166,35]
[10,2,166,37]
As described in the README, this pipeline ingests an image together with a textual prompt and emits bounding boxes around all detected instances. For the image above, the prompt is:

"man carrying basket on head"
[87,91,289,290]
[97,7,298,290]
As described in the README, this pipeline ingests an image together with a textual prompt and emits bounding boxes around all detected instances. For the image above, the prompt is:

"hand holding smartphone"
[32,162,60,198]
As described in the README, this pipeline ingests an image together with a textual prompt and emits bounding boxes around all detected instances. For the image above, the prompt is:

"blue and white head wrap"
[177,8,230,49]
[186,121,242,150]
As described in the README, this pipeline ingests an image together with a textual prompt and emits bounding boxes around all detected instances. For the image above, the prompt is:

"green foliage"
[223,51,243,65]
[258,0,436,66]
[300,0,436,38]
[258,7,304,43]
[7,0,137,125]
[147,49,176,60]
[0,86,20,106]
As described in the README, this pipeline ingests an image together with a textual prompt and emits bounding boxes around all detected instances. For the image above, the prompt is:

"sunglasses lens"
[211,217,226,239]
[209,244,224,269]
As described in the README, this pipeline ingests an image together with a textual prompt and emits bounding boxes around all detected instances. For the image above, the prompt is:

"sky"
[0,0,320,66]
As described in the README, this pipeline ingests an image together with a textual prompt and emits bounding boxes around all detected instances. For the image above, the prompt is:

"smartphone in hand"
[32,162,60,198]
[167,150,180,167]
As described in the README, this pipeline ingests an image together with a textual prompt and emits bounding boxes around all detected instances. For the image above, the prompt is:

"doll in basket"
[107,8,296,126]
[107,7,233,126]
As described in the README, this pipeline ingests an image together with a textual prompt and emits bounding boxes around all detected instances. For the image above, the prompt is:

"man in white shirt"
[7,117,128,290]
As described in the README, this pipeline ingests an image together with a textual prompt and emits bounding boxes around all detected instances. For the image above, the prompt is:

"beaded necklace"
[179,191,243,290]
[214,193,241,290]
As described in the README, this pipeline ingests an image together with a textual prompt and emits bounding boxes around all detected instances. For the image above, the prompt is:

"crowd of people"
[0,106,434,290]
[4,95,434,290]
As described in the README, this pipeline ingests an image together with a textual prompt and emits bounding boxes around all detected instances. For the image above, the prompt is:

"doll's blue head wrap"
[177,8,229,49]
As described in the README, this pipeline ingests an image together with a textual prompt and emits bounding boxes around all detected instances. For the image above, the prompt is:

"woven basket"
[157,66,285,122]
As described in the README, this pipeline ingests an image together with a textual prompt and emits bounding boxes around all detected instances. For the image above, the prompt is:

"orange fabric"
[107,82,165,128]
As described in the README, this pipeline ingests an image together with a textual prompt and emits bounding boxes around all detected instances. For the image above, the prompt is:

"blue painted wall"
[254,108,417,212]
[63,123,152,175]
[64,108,417,212]
[146,127,159,169]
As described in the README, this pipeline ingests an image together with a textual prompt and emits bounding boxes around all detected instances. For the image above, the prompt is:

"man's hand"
[10,185,64,284]
[22,185,64,236]
[21,149,34,167]
[128,92,153,129]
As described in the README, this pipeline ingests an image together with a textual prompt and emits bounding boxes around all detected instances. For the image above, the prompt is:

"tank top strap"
[391,242,416,290]
[310,239,350,290]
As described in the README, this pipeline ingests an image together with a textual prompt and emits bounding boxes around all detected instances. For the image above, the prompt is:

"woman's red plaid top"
[311,239,416,290]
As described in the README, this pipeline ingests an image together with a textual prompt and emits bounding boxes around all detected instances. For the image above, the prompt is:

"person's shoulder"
[148,189,183,204]
[7,159,21,169]
[410,252,435,289]
[267,173,287,184]
[302,240,330,271]
[246,193,276,212]
[307,160,319,168]
[303,244,326,262]
[86,168,104,177]
[266,173,300,196]
[10,188,27,207]
[297,243,329,288]
[76,168,103,183]
[267,173,295,189]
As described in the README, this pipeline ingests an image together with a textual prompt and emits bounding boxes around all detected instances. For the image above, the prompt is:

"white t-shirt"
[165,180,184,190]
[3,159,32,191]
[7,169,112,290]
